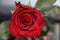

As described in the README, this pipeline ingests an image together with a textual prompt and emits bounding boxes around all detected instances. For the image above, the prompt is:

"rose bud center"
[21,14,32,27]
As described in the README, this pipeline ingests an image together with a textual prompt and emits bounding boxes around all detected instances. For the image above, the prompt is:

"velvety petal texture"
[10,2,46,38]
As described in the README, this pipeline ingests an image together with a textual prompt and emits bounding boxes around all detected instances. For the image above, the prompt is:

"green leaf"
[0,21,10,39]
[35,0,56,11]
[41,25,49,36]
[53,7,60,16]
[44,13,50,17]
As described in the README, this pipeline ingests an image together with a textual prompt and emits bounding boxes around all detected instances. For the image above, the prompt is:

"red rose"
[10,2,46,38]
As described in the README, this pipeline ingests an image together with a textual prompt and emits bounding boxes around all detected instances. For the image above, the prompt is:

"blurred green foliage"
[0,21,10,39]
[35,0,56,11]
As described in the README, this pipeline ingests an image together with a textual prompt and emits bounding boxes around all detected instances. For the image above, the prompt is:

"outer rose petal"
[23,6,33,10]
[10,21,20,37]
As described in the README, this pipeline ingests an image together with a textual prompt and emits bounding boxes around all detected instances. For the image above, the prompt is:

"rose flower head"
[10,2,46,38]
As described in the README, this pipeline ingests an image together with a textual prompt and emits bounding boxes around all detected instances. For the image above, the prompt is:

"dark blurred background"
[0,0,16,23]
